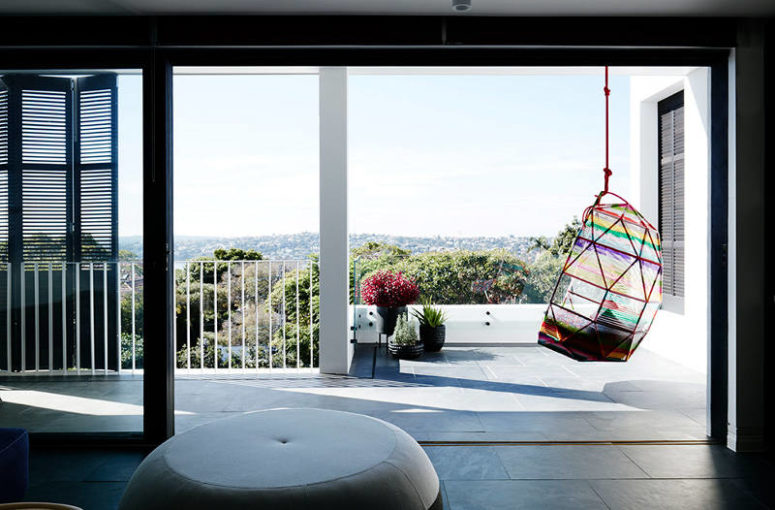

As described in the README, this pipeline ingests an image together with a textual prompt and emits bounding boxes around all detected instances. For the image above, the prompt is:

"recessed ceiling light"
[452,0,472,12]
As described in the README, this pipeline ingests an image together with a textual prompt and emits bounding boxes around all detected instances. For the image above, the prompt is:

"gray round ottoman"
[120,408,442,510]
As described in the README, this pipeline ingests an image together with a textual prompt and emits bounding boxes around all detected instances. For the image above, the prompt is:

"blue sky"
[118,70,630,238]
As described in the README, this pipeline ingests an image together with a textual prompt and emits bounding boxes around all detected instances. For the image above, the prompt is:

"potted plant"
[412,301,448,352]
[388,314,424,359]
[361,270,420,337]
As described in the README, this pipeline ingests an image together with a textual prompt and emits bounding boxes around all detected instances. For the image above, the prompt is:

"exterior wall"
[629,70,710,374]
[351,304,546,344]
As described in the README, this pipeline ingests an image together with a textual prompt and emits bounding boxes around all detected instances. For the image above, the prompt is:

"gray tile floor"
[11,346,772,509]
[23,444,775,509]
[2,345,708,441]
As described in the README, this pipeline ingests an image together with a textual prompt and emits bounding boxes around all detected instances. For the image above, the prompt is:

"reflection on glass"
[0,70,143,434]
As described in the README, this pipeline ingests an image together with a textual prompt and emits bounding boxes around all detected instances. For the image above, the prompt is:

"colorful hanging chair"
[538,192,662,361]
[537,67,663,362]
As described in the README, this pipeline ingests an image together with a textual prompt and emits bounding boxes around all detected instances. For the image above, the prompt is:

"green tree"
[119,249,139,261]
[521,252,564,304]
[351,241,410,260]
[548,217,581,257]
[174,248,300,369]
[213,248,263,261]
[522,218,582,303]
[352,247,529,305]
[267,256,319,368]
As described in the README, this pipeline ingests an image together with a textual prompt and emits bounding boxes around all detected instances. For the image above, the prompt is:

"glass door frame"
[0,22,734,447]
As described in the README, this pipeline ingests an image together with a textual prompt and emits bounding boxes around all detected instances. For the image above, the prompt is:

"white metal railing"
[174,259,318,373]
[0,261,128,376]
[0,258,318,376]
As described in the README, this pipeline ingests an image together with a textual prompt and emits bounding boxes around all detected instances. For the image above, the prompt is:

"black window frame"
[0,16,733,448]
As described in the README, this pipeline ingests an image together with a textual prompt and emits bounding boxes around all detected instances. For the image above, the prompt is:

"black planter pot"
[388,341,424,359]
[375,306,407,336]
[420,324,446,352]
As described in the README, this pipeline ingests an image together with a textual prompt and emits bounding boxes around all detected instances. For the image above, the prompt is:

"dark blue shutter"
[0,73,118,372]
[74,74,119,371]
[0,80,8,261]
[0,80,7,370]
[0,75,72,371]
[75,74,118,262]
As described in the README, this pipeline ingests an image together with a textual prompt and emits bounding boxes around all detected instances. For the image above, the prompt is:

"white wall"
[351,304,546,344]
[629,69,710,374]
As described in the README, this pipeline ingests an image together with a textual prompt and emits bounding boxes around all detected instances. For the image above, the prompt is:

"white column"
[318,67,352,374]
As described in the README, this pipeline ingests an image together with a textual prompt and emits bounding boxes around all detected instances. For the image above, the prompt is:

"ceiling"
[0,0,774,16]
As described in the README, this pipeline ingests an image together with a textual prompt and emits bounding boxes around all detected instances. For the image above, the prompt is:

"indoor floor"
[22,444,775,509]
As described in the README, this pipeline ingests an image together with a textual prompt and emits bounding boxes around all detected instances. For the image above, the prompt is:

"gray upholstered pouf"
[120,408,441,510]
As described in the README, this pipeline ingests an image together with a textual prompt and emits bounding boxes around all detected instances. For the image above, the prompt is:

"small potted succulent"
[388,313,424,359]
[412,301,448,352]
[361,270,420,337]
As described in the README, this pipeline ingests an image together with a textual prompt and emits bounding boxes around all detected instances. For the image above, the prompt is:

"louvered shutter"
[75,74,117,262]
[73,74,119,371]
[0,80,8,370]
[0,75,73,372]
[658,92,685,298]
[0,81,8,261]
[0,73,119,372]
[1,75,73,265]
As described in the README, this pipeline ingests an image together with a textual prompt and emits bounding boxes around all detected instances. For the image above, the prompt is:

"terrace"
[0,257,706,442]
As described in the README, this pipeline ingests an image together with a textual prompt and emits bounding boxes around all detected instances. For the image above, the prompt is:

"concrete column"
[318,67,352,374]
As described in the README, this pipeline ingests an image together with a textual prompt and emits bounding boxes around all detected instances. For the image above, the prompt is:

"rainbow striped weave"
[538,193,663,362]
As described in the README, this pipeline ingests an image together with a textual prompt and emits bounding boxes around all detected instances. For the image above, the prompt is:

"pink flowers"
[361,271,420,307]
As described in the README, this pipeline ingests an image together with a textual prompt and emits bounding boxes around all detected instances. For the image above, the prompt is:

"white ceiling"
[0,0,773,16]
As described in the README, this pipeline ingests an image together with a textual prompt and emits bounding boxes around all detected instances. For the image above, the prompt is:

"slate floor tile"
[29,450,110,483]
[444,480,607,510]
[496,445,648,480]
[25,481,127,510]
[476,411,596,434]
[375,409,484,433]
[591,478,768,510]
[424,446,509,480]
[85,451,147,482]
[618,445,775,479]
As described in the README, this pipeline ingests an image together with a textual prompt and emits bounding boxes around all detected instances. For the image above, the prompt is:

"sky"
[116,70,630,239]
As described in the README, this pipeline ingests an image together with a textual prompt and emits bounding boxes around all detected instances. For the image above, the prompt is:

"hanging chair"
[537,67,663,362]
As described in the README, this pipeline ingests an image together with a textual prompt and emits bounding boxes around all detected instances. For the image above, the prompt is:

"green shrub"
[393,314,419,346]
[121,333,143,369]
[412,301,447,328]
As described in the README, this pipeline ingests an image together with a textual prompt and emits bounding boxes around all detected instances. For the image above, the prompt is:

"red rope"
[603,66,612,193]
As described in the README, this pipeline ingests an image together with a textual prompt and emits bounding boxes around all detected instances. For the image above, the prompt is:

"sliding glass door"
[172,68,320,432]
[0,69,144,434]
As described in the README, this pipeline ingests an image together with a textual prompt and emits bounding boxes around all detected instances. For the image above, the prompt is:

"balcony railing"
[0,261,124,375]
[0,259,318,376]
[174,259,318,373]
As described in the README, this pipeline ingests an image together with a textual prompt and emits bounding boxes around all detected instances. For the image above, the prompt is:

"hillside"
[120,233,540,262]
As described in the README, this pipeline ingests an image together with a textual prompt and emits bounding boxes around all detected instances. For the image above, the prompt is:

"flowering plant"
[360,270,420,307]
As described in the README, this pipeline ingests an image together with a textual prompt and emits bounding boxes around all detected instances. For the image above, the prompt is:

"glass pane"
[172,68,319,433]
[0,70,143,434]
